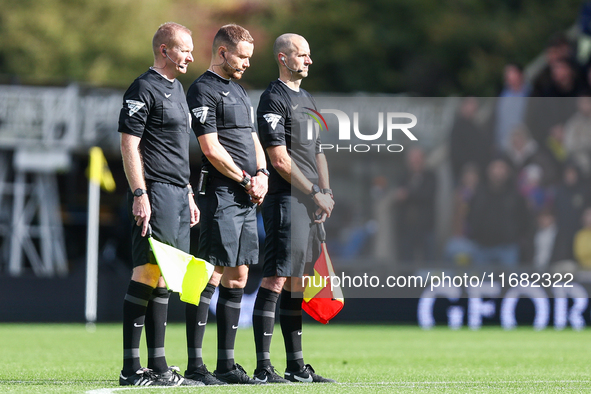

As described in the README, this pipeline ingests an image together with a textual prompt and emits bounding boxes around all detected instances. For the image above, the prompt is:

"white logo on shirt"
[165,93,171,98]
[222,91,230,96]
[263,113,282,130]
[126,100,145,117]
[192,107,209,124]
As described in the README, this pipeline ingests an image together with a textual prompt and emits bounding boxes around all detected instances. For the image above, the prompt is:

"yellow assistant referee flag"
[148,237,215,305]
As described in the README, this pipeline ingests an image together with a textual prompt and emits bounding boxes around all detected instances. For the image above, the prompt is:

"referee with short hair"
[252,33,336,384]
[184,24,268,385]
[118,22,200,387]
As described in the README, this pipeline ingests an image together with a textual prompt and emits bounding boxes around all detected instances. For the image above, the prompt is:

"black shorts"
[197,177,258,267]
[128,182,191,268]
[261,192,320,278]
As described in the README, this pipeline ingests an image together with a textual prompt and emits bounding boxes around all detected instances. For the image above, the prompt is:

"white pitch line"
[336,381,590,385]
[86,386,192,393]
[84,380,591,393]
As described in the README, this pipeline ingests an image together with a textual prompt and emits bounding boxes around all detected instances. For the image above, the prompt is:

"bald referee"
[252,33,336,383]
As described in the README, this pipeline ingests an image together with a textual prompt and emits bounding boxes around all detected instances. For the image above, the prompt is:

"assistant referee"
[253,33,336,383]
[118,22,200,387]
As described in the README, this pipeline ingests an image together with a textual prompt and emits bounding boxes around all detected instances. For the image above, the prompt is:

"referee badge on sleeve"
[192,107,209,124]
[125,100,145,117]
[263,113,282,130]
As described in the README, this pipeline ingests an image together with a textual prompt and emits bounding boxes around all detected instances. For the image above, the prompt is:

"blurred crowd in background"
[395,25,591,270]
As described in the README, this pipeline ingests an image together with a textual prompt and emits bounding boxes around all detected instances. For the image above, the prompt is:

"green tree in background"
[0,0,175,86]
[247,0,583,95]
[0,0,584,95]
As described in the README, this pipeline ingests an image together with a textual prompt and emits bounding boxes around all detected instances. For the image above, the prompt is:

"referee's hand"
[133,194,152,237]
[314,208,328,223]
[247,174,268,205]
[189,194,200,227]
[313,192,334,219]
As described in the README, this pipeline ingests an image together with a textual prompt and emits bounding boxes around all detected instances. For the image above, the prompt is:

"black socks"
[252,287,280,371]
[122,280,153,375]
[145,287,170,373]
[280,289,305,372]
[185,283,216,372]
[216,285,243,373]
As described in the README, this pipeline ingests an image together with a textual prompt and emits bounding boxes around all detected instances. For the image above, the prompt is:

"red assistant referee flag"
[302,223,344,324]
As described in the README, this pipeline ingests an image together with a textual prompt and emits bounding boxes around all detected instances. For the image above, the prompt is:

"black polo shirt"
[257,80,322,195]
[118,68,191,187]
[187,70,257,178]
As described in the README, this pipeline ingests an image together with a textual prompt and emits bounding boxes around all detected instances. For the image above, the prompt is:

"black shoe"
[253,365,291,384]
[119,368,158,386]
[184,364,227,385]
[153,366,204,386]
[214,363,264,384]
[284,364,336,383]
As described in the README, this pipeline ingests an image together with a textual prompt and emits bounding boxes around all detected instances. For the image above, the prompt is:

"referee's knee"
[220,265,249,288]
[260,276,286,293]
[131,264,161,287]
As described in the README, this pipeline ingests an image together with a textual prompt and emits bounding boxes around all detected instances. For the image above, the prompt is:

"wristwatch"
[309,184,321,199]
[256,168,270,177]
[239,170,251,188]
[133,188,147,197]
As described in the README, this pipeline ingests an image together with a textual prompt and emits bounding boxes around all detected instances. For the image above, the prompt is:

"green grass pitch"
[0,323,590,393]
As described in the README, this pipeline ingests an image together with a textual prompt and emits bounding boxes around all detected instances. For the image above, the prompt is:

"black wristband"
[187,185,194,195]
[322,188,333,196]
[309,184,321,198]
[256,168,270,177]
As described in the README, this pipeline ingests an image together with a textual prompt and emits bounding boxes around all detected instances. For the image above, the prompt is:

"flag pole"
[85,147,101,326]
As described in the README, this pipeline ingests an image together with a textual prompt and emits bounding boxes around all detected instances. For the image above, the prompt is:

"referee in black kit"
[118,22,200,386]
[252,33,336,383]
[184,24,268,385]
